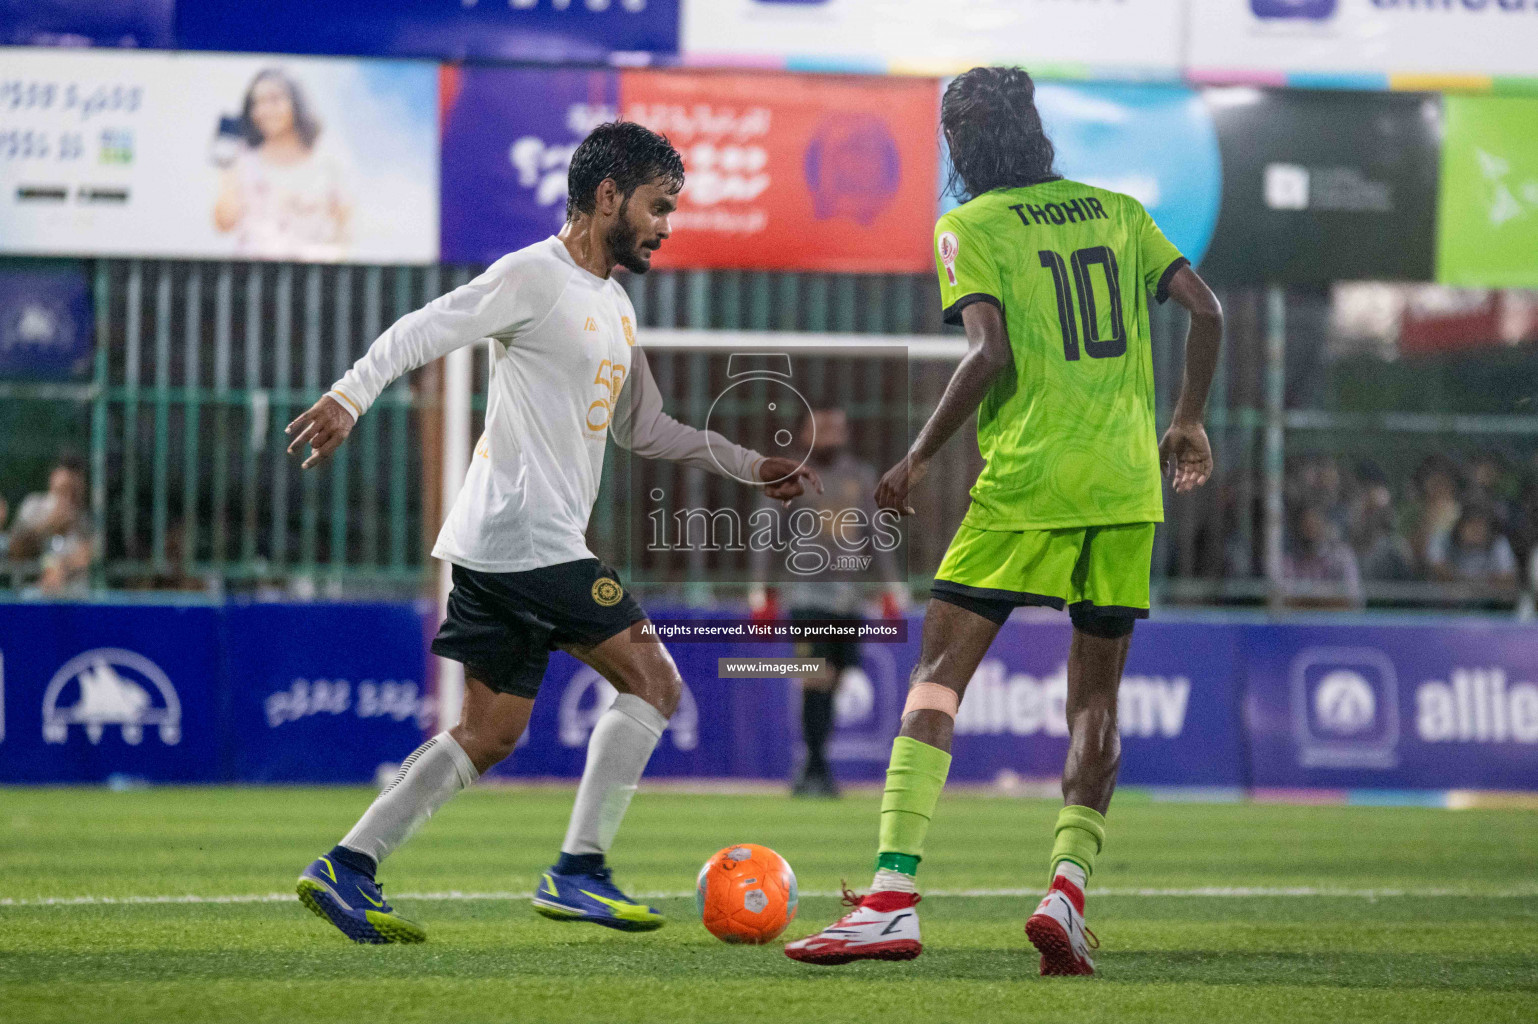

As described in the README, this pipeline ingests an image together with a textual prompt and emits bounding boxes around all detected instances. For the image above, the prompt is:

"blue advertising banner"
[941,81,1223,269]
[3,603,1534,792]
[0,603,222,783]
[1241,621,1538,792]
[222,603,432,783]
[177,0,678,63]
[0,0,173,48]
[440,67,618,266]
[0,601,430,784]
[0,260,93,379]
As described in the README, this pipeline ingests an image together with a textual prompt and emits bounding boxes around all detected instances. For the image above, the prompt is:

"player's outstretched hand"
[1159,420,1213,494]
[875,455,929,516]
[285,395,354,469]
[759,457,822,504]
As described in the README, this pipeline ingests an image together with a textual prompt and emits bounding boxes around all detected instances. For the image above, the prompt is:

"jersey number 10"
[1038,247,1127,362]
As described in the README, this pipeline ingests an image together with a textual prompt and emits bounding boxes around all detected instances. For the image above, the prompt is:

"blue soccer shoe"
[531,866,665,932]
[296,854,426,944]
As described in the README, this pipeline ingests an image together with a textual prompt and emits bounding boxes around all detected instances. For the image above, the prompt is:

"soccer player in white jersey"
[286,122,817,944]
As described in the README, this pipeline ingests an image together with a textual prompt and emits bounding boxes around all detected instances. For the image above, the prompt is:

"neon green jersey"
[934,180,1187,530]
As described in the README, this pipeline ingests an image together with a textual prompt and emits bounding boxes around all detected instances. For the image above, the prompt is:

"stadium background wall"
[2,601,1533,792]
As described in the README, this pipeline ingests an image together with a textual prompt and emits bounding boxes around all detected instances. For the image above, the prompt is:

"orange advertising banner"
[618,70,938,272]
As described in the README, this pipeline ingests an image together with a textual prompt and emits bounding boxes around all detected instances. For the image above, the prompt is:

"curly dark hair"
[565,121,685,220]
[240,69,321,150]
[941,66,1060,202]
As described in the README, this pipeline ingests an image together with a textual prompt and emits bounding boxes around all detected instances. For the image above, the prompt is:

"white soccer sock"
[871,867,918,894]
[340,731,479,866]
[1053,859,1088,892]
[560,693,668,856]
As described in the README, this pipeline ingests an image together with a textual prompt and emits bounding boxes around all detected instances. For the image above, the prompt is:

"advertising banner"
[440,68,939,271]
[1242,622,1538,791]
[1437,96,1538,289]
[0,602,431,784]
[439,67,619,267]
[0,0,174,49]
[942,82,1223,269]
[683,0,1184,77]
[1187,0,1538,79]
[496,616,1245,787]
[1199,88,1440,283]
[0,48,438,263]
[0,603,223,783]
[178,0,678,63]
[0,260,92,379]
[620,71,939,272]
[222,603,433,784]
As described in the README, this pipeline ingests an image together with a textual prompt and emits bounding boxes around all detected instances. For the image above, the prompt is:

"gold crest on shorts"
[592,577,624,607]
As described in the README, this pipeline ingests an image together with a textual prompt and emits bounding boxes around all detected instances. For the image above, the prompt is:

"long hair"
[240,69,320,150]
[941,66,1059,203]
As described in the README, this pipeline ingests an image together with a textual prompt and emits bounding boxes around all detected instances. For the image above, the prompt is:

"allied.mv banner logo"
[41,648,181,746]
[1290,647,1398,768]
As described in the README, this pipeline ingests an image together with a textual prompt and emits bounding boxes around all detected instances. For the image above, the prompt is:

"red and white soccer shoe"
[783,888,922,965]
[1025,877,1098,976]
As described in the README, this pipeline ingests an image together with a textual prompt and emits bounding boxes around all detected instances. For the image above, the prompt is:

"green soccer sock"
[1049,804,1107,880]
[874,736,953,877]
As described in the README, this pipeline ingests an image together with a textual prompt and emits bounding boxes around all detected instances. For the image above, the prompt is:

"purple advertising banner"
[1241,621,1538,791]
[440,66,619,266]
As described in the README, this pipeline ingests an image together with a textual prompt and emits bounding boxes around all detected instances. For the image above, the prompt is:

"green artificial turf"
[2,786,1535,1023]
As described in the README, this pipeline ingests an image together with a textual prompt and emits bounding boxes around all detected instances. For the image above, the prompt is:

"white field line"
[4,885,1538,909]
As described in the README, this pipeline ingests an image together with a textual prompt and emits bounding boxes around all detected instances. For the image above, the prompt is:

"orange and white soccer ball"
[696,843,798,944]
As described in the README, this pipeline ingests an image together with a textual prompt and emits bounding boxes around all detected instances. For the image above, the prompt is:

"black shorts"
[790,606,864,673]
[431,560,646,699]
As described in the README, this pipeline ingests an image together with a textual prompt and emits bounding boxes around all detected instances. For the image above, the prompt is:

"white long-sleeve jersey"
[327,236,766,573]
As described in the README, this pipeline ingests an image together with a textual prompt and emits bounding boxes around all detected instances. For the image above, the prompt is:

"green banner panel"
[1438,96,1538,288]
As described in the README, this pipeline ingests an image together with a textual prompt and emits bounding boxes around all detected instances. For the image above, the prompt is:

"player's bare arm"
[285,394,355,469]
[875,301,1012,514]
[1158,265,1223,495]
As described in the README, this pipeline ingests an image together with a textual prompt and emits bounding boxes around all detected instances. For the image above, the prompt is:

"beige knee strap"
[903,681,960,718]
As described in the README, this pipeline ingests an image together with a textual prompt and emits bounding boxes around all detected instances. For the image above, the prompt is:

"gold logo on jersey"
[584,316,599,332]
[592,577,624,607]
[938,231,959,286]
[621,316,636,347]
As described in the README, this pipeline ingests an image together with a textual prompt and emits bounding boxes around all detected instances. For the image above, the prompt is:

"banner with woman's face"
[0,47,438,264]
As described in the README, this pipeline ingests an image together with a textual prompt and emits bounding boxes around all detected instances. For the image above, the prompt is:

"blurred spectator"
[1465,451,1519,532]
[0,493,9,559]
[1282,503,1363,609]
[122,519,210,593]
[1288,455,1350,537]
[1407,455,1462,573]
[1349,465,1415,581]
[7,455,94,593]
[1427,504,1517,589]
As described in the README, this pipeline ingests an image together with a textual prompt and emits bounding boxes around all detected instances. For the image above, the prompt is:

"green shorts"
[931,521,1155,624]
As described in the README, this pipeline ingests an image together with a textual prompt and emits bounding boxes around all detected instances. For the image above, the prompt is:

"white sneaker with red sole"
[783,888,922,966]
[1025,877,1098,976]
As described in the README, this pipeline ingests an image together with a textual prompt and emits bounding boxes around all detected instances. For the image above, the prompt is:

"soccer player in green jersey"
[785,66,1223,974]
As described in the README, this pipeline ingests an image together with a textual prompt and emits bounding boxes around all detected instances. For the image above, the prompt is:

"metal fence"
[3,257,1536,612]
